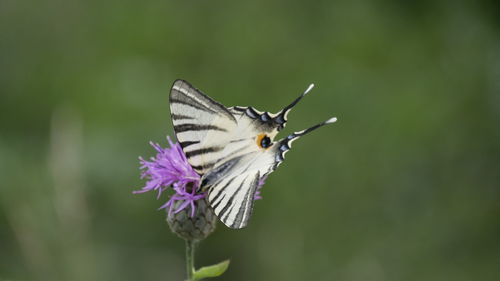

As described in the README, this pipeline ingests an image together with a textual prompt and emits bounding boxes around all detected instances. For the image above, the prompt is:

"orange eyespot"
[256,133,272,149]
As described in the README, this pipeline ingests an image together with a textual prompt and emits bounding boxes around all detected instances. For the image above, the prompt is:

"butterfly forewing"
[170,80,238,174]
[170,80,282,176]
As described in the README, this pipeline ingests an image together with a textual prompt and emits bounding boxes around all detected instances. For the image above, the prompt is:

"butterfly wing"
[206,172,261,229]
[170,80,238,174]
[203,152,273,229]
[170,80,284,175]
[203,135,298,229]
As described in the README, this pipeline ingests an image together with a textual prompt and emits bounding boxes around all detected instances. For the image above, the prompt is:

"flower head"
[135,136,203,217]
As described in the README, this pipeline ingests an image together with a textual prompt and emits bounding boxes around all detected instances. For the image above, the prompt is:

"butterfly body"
[170,79,336,229]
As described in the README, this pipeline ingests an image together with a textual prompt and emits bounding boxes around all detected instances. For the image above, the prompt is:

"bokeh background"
[1,0,500,280]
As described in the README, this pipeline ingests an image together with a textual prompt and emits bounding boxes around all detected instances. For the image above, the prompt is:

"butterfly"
[169,79,337,229]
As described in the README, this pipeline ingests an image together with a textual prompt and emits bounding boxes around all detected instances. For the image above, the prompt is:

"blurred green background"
[1,0,500,280]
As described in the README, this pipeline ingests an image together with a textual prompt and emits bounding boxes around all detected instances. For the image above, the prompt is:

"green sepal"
[192,260,230,280]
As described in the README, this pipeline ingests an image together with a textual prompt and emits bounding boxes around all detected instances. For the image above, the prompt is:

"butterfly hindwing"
[204,147,284,229]
[207,172,260,229]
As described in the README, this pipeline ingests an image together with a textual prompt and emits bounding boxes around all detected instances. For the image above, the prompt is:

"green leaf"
[193,260,230,280]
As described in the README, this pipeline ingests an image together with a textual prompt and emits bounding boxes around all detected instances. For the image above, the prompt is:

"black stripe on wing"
[191,161,217,173]
[171,114,194,120]
[230,173,259,228]
[179,141,200,149]
[192,160,223,175]
[210,177,236,208]
[185,146,224,159]
[170,97,218,114]
[170,80,237,123]
[211,193,226,211]
[174,124,228,133]
[218,174,249,221]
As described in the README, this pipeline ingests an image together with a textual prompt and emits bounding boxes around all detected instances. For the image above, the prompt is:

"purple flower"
[135,136,202,217]
[136,136,267,217]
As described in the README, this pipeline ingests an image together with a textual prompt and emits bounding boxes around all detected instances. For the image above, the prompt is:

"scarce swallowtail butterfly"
[170,79,337,229]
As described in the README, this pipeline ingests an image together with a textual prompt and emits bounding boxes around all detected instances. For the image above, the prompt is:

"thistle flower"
[135,136,203,217]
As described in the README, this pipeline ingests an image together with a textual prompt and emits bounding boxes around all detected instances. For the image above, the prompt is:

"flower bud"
[167,198,217,241]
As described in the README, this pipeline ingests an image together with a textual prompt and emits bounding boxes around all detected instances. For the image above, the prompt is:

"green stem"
[185,239,196,281]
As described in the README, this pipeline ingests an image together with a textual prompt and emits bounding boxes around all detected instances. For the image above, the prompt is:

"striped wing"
[203,118,337,229]
[207,173,261,229]
[203,149,277,229]
[170,80,238,174]
[170,80,284,175]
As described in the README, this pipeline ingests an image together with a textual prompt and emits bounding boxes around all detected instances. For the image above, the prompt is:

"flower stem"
[185,239,195,281]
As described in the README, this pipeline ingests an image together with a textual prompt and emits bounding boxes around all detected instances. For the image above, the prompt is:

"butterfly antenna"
[274,83,314,127]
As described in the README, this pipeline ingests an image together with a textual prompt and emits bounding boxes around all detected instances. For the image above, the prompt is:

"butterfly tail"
[273,84,315,129]
[274,117,338,165]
